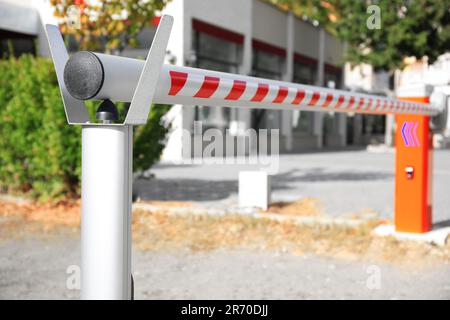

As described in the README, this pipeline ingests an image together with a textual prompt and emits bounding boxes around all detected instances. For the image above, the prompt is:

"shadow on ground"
[434,219,450,228]
[134,168,392,202]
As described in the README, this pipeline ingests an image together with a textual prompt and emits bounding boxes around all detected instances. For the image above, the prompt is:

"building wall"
[159,0,187,161]
[0,1,38,35]
[164,0,255,161]
[0,0,58,57]
[293,18,318,59]
[160,0,350,160]
[324,31,343,66]
[0,0,360,161]
[252,0,287,49]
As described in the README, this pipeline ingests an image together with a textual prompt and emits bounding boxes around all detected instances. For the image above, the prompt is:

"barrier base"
[374,224,449,246]
[394,114,433,233]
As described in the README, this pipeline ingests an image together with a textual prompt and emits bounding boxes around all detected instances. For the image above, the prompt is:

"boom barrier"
[63,53,441,118]
[45,15,445,300]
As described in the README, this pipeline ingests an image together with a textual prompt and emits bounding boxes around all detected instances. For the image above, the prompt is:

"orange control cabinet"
[395,95,433,233]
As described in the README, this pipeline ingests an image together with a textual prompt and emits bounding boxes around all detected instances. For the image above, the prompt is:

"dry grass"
[0,198,80,239]
[265,198,323,216]
[132,209,450,268]
[1,198,449,267]
[137,200,193,208]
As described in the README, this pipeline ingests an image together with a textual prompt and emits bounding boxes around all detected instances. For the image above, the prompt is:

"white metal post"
[81,125,133,300]
[45,16,172,300]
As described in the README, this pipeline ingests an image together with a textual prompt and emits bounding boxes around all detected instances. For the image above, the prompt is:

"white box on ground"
[239,171,271,210]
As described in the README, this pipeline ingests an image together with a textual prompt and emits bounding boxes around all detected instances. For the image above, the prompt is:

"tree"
[269,0,450,71]
[50,0,171,53]
[333,0,450,71]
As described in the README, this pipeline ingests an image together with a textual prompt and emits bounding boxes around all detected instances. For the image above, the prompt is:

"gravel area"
[1,234,449,300]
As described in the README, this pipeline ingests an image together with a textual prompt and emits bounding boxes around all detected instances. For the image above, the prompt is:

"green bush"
[134,104,172,172]
[0,55,171,200]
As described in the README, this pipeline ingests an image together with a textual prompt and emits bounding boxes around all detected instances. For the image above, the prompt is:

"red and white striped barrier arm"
[152,65,439,116]
[51,15,443,125]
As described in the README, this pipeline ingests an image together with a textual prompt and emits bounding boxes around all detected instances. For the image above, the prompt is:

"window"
[252,48,285,80]
[193,32,241,73]
[0,30,35,58]
[293,54,317,85]
[192,19,243,73]
[324,112,338,136]
[293,54,317,135]
[362,114,386,135]
[191,19,244,130]
[324,64,342,89]
[294,111,313,135]
[294,63,316,85]
[253,50,284,79]
[251,42,286,131]
[322,64,343,143]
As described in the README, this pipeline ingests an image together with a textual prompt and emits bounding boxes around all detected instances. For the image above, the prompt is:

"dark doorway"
[0,29,36,58]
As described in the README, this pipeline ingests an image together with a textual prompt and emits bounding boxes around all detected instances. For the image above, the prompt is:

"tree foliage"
[50,0,171,52]
[133,105,171,172]
[0,1,174,199]
[0,55,82,200]
[333,0,450,70]
[0,55,171,200]
[270,0,450,71]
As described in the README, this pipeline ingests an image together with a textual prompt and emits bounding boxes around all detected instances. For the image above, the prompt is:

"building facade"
[159,0,351,161]
[0,0,397,161]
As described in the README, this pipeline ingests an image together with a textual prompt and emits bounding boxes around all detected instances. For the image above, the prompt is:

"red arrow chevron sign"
[401,121,420,147]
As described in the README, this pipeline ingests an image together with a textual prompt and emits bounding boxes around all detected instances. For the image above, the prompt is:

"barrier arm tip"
[44,24,90,125]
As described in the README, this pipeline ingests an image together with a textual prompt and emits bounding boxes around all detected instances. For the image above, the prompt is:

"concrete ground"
[136,149,450,225]
[1,149,449,300]
[1,235,449,300]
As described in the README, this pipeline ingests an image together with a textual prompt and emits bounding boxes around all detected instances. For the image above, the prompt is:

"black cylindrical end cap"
[96,99,119,122]
[63,51,104,100]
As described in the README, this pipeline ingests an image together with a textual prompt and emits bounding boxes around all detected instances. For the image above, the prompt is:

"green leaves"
[0,56,82,200]
[271,0,450,71]
[0,56,171,200]
[340,0,450,70]
[50,0,172,53]
[133,104,171,172]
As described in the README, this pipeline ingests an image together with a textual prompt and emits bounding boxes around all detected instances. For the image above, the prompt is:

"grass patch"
[1,198,449,267]
[132,209,450,267]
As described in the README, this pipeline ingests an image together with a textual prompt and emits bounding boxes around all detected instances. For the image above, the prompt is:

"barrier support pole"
[395,89,433,233]
[81,125,133,299]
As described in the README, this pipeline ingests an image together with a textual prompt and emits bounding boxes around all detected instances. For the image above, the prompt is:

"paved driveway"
[135,149,450,224]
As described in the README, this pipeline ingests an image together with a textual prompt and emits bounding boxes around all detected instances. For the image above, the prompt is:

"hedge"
[0,55,170,201]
